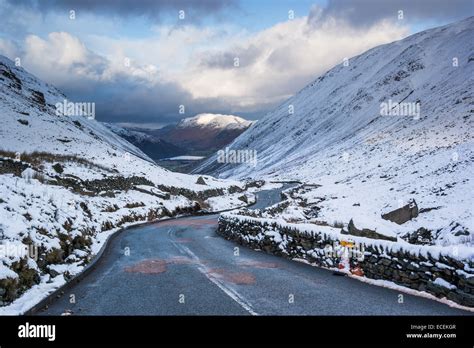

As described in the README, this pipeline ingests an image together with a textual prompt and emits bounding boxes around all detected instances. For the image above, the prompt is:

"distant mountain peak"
[177,113,253,130]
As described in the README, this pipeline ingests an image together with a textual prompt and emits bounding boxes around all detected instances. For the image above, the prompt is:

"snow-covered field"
[198,17,474,249]
[0,54,253,314]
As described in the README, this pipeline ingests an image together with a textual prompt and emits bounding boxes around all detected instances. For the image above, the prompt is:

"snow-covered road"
[35,186,471,315]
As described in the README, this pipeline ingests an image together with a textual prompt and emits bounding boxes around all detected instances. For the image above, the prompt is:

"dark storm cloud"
[308,0,474,27]
[6,0,237,21]
[58,71,238,126]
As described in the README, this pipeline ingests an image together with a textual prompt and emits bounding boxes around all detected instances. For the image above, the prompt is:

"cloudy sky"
[0,0,472,128]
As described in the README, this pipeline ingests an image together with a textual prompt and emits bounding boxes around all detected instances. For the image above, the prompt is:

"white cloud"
[21,32,161,88]
[23,32,107,85]
[179,17,409,110]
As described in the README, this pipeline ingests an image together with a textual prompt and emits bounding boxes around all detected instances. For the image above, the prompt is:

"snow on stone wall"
[218,213,474,307]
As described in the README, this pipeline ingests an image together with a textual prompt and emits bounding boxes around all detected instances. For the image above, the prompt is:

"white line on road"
[167,229,258,316]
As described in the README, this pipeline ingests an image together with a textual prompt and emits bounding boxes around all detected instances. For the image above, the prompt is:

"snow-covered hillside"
[102,122,155,143]
[0,55,254,314]
[197,17,474,247]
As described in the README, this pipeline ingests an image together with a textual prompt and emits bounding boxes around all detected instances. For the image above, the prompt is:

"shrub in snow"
[196,176,207,185]
[52,163,64,174]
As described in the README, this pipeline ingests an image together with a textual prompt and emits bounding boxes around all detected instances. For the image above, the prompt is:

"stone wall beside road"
[218,214,474,308]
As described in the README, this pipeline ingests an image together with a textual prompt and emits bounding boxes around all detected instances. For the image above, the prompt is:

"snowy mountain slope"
[0,54,255,314]
[0,59,151,163]
[196,17,474,246]
[102,122,153,143]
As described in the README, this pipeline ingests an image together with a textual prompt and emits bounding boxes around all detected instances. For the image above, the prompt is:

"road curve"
[38,185,471,315]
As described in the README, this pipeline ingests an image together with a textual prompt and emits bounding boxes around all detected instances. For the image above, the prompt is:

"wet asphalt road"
[38,185,471,315]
